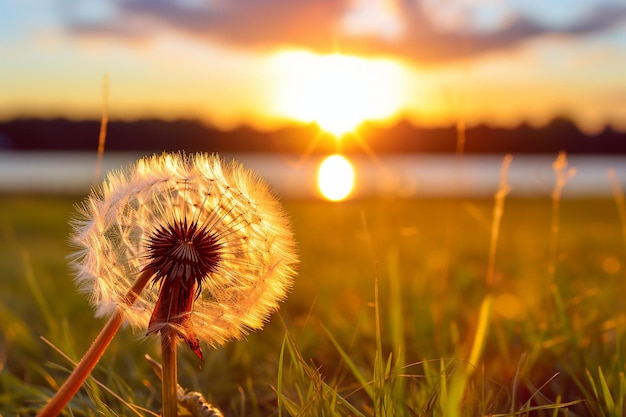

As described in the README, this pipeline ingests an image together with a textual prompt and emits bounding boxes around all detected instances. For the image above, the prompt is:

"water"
[0,151,625,199]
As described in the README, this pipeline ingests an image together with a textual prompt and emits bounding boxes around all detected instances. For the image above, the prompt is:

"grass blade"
[321,324,374,400]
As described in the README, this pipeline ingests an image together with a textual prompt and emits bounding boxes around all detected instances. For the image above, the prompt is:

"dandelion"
[39,152,298,416]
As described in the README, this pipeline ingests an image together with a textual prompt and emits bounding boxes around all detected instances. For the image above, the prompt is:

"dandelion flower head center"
[146,219,222,291]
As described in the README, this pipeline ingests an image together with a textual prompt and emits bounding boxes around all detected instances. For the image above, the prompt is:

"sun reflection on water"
[317,154,355,201]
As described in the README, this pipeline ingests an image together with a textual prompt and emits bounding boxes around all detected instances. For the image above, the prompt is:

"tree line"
[0,117,624,154]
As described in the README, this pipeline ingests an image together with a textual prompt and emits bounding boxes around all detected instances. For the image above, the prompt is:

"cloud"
[61,0,626,64]
[341,0,406,41]
[65,0,347,50]
[340,1,626,62]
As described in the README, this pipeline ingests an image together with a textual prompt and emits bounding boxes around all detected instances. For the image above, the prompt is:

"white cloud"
[419,0,515,34]
[342,0,405,41]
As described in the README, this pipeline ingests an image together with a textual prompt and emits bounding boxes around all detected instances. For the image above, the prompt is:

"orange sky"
[1,0,625,134]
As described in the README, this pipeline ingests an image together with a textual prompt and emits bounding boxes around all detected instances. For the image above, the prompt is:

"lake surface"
[0,151,625,199]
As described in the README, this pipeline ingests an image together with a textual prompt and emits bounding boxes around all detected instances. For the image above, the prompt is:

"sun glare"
[318,154,355,201]
[272,51,405,136]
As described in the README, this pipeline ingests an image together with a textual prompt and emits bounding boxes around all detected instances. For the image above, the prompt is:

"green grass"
[1,193,626,416]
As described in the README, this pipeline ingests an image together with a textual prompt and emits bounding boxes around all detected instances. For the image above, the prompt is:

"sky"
[1,0,625,134]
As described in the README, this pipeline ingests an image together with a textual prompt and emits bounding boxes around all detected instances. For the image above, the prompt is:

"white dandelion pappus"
[69,152,298,359]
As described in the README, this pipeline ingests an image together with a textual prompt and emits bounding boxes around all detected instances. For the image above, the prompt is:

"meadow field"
[1,192,626,416]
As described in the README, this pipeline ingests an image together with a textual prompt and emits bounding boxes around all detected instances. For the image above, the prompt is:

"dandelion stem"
[38,269,153,417]
[161,328,179,417]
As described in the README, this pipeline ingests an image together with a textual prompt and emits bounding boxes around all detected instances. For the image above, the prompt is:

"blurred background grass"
[1,194,625,415]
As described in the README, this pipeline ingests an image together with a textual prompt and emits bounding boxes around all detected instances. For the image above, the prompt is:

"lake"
[0,151,625,199]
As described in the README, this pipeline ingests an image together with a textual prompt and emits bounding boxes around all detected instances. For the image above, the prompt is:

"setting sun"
[317,154,355,201]
[272,51,406,136]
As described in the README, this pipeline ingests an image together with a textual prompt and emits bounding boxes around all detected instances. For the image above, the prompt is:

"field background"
[1,193,625,416]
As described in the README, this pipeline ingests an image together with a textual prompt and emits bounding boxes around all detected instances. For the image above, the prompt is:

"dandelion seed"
[69,152,298,360]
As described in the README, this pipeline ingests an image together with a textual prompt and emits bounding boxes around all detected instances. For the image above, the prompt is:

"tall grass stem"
[447,155,512,417]
[94,73,108,182]
[486,154,512,289]
[549,152,575,279]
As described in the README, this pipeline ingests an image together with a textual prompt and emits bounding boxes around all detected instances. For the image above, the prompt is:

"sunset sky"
[1,0,625,134]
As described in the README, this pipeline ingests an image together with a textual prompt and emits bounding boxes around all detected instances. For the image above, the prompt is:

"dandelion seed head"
[69,152,298,348]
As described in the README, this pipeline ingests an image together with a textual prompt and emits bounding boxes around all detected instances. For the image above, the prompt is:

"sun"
[272,51,405,136]
[317,154,355,201]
